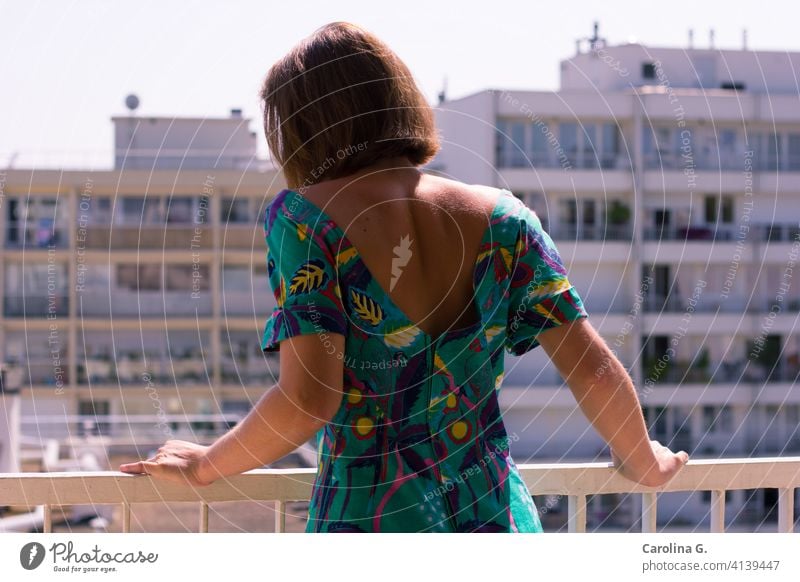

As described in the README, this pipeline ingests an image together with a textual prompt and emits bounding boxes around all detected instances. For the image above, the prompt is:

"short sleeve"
[504,203,588,356]
[260,202,348,352]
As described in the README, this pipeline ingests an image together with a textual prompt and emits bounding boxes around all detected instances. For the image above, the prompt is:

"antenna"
[576,21,607,54]
[688,29,694,49]
[709,28,715,49]
[437,77,448,105]
[742,29,748,50]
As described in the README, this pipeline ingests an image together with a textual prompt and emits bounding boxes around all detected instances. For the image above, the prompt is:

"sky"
[2,0,800,164]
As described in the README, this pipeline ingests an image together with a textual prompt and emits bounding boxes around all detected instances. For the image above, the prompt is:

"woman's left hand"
[119,440,214,487]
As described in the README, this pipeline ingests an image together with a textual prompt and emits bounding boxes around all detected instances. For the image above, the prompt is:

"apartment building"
[0,109,285,440]
[433,30,800,526]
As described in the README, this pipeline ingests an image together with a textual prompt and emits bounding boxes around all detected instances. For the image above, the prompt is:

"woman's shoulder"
[420,175,525,223]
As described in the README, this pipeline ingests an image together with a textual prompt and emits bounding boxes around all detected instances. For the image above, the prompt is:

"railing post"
[273,500,287,533]
[199,502,209,533]
[641,492,658,533]
[778,488,795,533]
[710,490,726,532]
[121,502,131,533]
[568,495,587,533]
[43,505,53,533]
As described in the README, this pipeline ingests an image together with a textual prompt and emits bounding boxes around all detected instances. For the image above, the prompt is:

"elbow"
[290,384,342,427]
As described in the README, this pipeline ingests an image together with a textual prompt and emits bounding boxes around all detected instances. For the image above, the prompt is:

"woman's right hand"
[611,440,689,487]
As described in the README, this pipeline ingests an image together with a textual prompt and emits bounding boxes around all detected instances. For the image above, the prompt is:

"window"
[495,119,527,168]
[582,199,597,228]
[167,197,193,224]
[165,264,210,291]
[580,123,597,168]
[721,197,734,223]
[766,133,781,170]
[704,195,734,224]
[530,122,550,164]
[121,197,162,224]
[509,121,527,167]
[703,405,732,432]
[5,196,69,248]
[719,129,737,152]
[495,120,509,167]
[788,134,800,170]
[704,197,717,224]
[601,123,621,167]
[117,264,161,291]
[78,399,111,436]
[653,209,671,234]
[642,62,656,80]
[84,198,112,225]
[561,199,577,226]
[559,122,578,166]
[222,198,251,224]
[652,406,667,438]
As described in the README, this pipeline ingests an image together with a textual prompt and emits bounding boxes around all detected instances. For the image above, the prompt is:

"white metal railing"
[1,457,798,533]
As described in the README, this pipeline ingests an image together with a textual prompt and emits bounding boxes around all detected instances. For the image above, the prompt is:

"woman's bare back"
[297,161,503,340]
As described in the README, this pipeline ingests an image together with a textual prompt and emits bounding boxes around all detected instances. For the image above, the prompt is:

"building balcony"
[643,223,800,243]
[642,359,800,385]
[1,457,798,532]
[220,225,263,250]
[550,224,632,242]
[76,291,212,318]
[4,295,69,318]
[81,226,212,250]
[3,360,66,387]
[5,227,70,250]
[75,357,208,385]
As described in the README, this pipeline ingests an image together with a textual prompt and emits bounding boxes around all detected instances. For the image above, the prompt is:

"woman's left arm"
[119,332,345,486]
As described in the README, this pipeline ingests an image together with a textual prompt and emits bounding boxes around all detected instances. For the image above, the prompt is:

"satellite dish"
[125,94,140,112]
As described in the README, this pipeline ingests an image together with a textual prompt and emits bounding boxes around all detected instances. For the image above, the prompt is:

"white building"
[0,108,285,446]
[432,27,800,528]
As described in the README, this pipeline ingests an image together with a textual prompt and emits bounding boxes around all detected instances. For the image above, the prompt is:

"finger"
[676,450,689,463]
[119,461,158,475]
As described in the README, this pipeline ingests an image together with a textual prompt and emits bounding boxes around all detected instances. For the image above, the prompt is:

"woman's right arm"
[536,317,689,487]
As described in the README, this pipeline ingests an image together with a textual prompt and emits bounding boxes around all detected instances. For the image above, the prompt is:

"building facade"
[432,36,800,526]
[0,110,284,442]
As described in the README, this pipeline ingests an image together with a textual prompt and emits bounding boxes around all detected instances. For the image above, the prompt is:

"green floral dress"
[261,187,588,532]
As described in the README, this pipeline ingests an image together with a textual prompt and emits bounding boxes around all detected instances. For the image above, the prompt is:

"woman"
[120,21,689,532]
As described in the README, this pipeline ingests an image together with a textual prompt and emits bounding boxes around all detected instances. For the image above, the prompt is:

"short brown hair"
[259,21,440,188]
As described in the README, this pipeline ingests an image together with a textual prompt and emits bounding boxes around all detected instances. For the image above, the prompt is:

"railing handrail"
[1,457,798,533]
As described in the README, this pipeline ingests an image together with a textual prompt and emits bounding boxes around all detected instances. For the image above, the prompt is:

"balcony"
[76,356,208,385]
[77,291,212,318]
[4,294,69,317]
[642,359,800,385]
[83,226,212,250]
[220,225,262,250]
[644,223,800,243]
[5,226,69,250]
[550,224,632,242]
[1,458,798,532]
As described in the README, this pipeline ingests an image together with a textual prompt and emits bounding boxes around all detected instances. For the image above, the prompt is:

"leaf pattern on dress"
[383,324,421,348]
[350,288,383,326]
[289,259,327,294]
